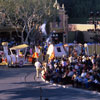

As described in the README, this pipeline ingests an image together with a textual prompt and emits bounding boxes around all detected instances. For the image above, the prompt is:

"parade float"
[2,42,28,67]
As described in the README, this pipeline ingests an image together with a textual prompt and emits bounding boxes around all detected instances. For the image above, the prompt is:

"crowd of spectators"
[41,49,100,92]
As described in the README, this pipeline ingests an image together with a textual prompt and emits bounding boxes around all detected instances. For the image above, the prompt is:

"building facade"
[68,24,100,43]
[0,11,22,45]
[50,0,68,43]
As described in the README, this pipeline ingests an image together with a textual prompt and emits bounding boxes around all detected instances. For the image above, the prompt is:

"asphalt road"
[0,65,100,100]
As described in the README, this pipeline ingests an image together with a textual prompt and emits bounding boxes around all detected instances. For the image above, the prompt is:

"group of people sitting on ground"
[41,53,100,92]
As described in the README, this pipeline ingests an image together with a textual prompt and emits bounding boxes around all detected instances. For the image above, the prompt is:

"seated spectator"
[76,75,83,88]
[81,70,87,78]
[41,44,100,92]
[67,68,74,77]
[72,72,78,87]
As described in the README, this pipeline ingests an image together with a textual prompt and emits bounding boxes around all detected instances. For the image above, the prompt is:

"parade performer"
[34,60,41,78]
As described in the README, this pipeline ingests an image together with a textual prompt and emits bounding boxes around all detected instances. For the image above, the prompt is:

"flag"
[40,22,47,35]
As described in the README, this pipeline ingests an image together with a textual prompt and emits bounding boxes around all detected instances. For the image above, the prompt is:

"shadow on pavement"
[0,81,100,100]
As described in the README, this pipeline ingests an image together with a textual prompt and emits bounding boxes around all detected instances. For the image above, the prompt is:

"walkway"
[0,66,100,100]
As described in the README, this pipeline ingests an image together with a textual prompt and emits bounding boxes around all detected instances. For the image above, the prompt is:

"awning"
[10,44,28,50]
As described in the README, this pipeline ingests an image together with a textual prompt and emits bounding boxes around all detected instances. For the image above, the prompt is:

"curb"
[41,76,71,89]
[41,76,100,95]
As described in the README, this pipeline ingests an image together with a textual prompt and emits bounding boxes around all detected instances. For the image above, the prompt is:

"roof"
[0,25,22,32]
[68,24,99,31]
[55,43,63,47]
[51,28,64,33]
[10,44,28,50]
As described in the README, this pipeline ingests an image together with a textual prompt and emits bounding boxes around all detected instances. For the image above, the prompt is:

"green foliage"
[69,18,88,24]
[0,0,58,43]
[58,0,100,19]
[0,0,58,23]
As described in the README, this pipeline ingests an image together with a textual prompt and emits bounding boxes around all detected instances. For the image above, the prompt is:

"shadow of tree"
[0,66,100,100]
[0,81,100,100]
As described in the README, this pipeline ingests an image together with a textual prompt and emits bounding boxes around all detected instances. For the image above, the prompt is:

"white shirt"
[81,72,86,78]
[75,64,79,70]
[68,71,74,77]
[61,60,66,67]
[35,61,41,69]
[69,56,73,63]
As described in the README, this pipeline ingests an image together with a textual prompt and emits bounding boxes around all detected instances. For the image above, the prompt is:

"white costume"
[35,61,41,78]
[40,22,47,35]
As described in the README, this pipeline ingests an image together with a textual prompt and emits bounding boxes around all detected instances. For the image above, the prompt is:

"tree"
[58,0,100,20]
[0,0,58,44]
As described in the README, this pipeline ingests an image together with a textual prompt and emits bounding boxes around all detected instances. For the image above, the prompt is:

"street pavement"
[0,65,100,100]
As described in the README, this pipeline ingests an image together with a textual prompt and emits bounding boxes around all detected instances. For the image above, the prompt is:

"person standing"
[35,60,41,78]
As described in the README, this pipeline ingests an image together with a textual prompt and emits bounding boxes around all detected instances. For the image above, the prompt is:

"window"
[57,47,61,52]
[12,50,16,55]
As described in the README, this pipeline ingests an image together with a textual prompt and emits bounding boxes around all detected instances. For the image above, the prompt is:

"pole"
[94,17,97,55]
[40,87,42,100]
